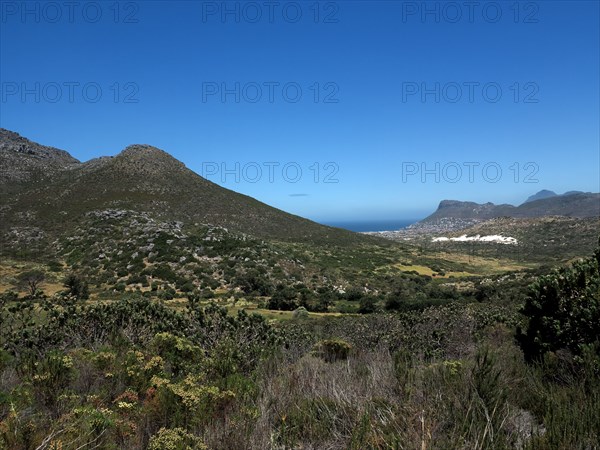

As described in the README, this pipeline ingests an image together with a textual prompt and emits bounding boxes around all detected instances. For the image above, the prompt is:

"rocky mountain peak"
[0,128,80,184]
[120,144,168,156]
[111,144,187,176]
[0,128,79,163]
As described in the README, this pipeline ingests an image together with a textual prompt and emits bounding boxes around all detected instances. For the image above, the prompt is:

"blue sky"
[1,0,599,222]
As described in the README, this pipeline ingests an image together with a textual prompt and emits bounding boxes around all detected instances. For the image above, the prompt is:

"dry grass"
[392,263,475,278]
[200,342,537,450]
[0,260,65,296]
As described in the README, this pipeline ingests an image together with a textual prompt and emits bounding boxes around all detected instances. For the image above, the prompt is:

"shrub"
[382,296,397,311]
[385,287,407,311]
[344,287,364,302]
[268,285,298,311]
[63,273,90,300]
[357,296,378,314]
[150,264,178,284]
[47,260,63,272]
[474,282,500,302]
[0,290,18,304]
[292,306,309,320]
[518,239,600,361]
[176,280,195,293]
[148,427,207,450]
[150,332,202,377]
[31,350,76,407]
[312,339,352,362]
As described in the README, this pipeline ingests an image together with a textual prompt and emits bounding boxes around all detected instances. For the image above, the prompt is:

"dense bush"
[0,291,18,304]
[312,339,352,362]
[235,269,273,296]
[518,239,600,361]
[2,238,599,448]
[0,296,282,449]
[63,273,90,300]
[357,295,378,314]
[268,285,299,311]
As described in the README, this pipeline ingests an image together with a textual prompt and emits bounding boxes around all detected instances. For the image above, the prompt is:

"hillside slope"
[421,192,600,225]
[0,129,371,245]
[0,129,79,188]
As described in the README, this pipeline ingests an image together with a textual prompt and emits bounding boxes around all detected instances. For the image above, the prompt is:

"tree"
[16,270,45,297]
[518,238,600,361]
[312,286,336,312]
[63,273,89,300]
[268,285,298,311]
[474,283,500,302]
[236,269,273,296]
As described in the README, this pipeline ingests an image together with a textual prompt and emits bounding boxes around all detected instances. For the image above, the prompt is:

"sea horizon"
[320,219,419,233]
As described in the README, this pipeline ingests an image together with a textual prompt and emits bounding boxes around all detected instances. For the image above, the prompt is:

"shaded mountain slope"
[0,129,376,245]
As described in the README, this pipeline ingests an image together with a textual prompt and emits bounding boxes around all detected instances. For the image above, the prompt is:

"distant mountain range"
[523,190,558,203]
[420,190,600,225]
[2,129,598,244]
[523,189,592,204]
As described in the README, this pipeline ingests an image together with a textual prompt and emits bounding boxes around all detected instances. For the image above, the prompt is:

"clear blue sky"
[1,1,599,222]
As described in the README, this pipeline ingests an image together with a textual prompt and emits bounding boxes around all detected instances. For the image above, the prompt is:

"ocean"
[320,219,418,233]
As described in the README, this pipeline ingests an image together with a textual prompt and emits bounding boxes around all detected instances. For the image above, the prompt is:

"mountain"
[419,191,600,226]
[0,129,371,246]
[0,129,79,188]
[428,200,516,220]
[517,192,600,217]
[524,190,557,203]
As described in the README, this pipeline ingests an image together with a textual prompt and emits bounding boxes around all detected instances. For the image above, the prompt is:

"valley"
[3,3,599,447]
[0,129,599,449]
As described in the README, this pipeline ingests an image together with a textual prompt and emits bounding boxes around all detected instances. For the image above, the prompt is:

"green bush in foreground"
[519,238,600,362]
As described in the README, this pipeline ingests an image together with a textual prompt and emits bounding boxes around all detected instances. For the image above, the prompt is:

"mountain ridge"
[3,129,598,241]
[524,189,557,203]
[421,191,600,226]
[0,128,80,186]
[0,128,375,246]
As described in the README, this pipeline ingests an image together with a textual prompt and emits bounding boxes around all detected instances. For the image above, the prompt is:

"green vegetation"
[2,127,599,448]
[1,239,599,448]
[423,216,600,264]
[518,238,600,362]
[2,172,599,448]
[63,273,90,300]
